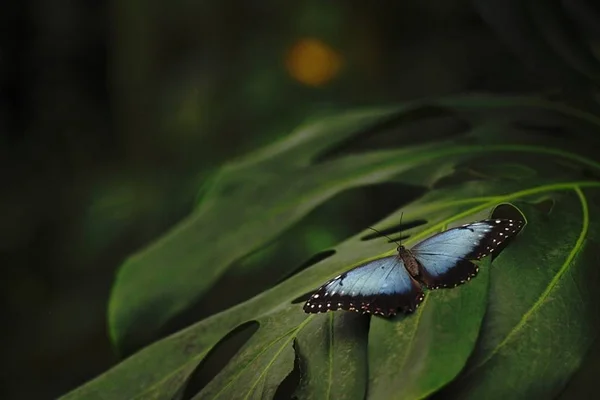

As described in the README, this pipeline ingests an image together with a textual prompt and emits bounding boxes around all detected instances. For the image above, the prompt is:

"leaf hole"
[275,249,336,285]
[531,198,555,215]
[491,203,526,222]
[273,340,302,399]
[433,155,543,188]
[511,121,569,138]
[180,320,259,400]
[159,183,424,333]
[314,105,470,163]
[581,168,600,181]
[291,292,312,305]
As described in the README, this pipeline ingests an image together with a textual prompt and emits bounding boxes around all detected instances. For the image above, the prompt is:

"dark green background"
[2,1,600,399]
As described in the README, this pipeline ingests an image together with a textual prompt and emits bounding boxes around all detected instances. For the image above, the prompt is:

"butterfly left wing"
[411,218,524,289]
[303,255,424,316]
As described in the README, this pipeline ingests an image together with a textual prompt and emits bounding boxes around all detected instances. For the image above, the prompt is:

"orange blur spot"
[285,38,343,86]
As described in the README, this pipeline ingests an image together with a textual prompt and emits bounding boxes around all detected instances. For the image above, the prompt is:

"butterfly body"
[396,246,420,277]
[303,218,524,317]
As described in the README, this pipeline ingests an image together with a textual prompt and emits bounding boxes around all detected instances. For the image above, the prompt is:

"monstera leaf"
[63,95,600,399]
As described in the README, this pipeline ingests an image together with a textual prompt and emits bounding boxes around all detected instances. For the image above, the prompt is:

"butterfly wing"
[411,218,523,289]
[410,253,479,289]
[303,256,424,316]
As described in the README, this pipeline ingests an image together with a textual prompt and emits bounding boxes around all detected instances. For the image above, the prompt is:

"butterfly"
[303,218,524,317]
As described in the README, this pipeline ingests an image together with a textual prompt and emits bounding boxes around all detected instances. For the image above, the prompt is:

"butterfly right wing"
[411,218,523,289]
[303,256,424,316]
[412,219,524,261]
[411,252,479,289]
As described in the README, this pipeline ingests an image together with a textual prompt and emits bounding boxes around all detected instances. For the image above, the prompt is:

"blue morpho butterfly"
[304,217,524,317]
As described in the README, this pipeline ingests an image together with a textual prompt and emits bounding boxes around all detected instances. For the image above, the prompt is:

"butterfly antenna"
[367,227,401,247]
[398,212,404,246]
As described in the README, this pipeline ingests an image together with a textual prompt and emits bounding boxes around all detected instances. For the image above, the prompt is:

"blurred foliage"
[2,0,600,399]
[473,0,600,86]
[285,38,343,87]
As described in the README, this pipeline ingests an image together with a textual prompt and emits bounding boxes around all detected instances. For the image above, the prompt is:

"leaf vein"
[211,323,305,400]
[326,312,334,400]
[241,316,314,400]
[470,186,589,371]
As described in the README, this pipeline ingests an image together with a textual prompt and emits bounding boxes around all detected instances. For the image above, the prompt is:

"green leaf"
[107,94,600,352]
[434,190,600,399]
[294,312,369,400]
[194,307,301,400]
[63,96,600,400]
[557,337,600,399]
[368,264,490,400]
[64,180,600,400]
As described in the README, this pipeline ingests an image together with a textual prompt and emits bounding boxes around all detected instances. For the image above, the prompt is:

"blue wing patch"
[303,256,424,316]
[412,219,524,261]
[411,218,523,289]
